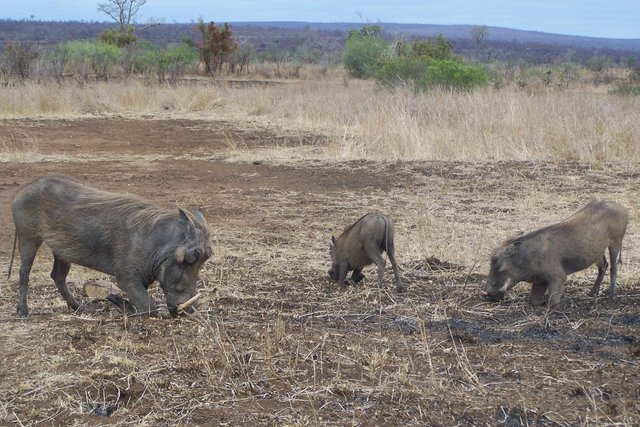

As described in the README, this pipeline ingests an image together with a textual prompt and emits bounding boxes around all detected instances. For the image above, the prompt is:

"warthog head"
[485,240,521,301]
[157,209,213,316]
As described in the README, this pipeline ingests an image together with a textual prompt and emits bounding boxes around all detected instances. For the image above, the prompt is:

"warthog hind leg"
[386,242,403,292]
[607,243,622,301]
[588,255,608,297]
[16,237,42,317]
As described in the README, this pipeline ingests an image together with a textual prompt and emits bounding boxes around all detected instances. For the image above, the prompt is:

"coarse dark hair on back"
[340,212,377,236]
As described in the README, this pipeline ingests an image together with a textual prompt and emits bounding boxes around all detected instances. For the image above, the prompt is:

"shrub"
[1,41,40,80]
[408,35,454,61]
[420,60,487,91]
[342,30,387,78]
[66,41,120,80]
[610,83,640,96]
[42,43,71,82]
[99,26,137,47]
[375,57,429,87]
[136,42,197,83]
[376,58,487,91]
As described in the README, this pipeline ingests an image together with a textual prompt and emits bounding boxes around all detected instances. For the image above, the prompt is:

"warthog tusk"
[177,293,201,313]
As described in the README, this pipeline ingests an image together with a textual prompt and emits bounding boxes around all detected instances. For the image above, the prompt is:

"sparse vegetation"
[0,17,639,426]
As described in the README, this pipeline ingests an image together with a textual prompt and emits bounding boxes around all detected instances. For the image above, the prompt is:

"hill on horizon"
[0,19,638,65]
[234,21,640,51]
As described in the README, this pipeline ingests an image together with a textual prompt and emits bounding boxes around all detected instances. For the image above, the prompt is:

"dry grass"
[0,81,639,425]
[0,131,40,162]
[1,78,639,165]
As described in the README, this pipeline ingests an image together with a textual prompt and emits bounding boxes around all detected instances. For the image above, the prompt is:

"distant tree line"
[0,19,638,95]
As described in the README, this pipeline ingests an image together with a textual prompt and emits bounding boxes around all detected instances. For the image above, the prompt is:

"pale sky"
[1,0,638,39]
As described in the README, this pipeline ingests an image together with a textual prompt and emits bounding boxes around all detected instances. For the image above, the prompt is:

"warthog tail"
[7,231,17,280]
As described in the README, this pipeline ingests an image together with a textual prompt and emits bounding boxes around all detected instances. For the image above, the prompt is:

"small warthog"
[485,199,628,307]
[8,176,213,317]
[328,212,403,292]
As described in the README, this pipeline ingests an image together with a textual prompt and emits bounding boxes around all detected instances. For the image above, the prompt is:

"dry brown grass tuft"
[0,131,40,162]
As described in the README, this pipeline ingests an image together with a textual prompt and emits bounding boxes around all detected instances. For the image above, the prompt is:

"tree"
[97,0,147,32]
[2,41,39,80]
[46,43,71,82]
[470,26,488,50]
[409,34,454,61]
[342,25,386,78]
[196,20,237,75]
[99,26,137,47]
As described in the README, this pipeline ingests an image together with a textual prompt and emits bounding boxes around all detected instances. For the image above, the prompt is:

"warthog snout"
[168,304,196,317]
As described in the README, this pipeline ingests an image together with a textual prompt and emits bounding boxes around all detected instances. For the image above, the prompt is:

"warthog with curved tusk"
[8,176,213,317]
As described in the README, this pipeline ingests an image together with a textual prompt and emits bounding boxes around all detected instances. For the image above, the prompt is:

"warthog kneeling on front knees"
[8,176,213,317]
[485,199,628,307]
[328,212,403,292]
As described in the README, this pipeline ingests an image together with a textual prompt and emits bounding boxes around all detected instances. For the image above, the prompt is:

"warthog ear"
[505,241,521,257]
[175,246,186,264]
[191,208,208,228]
[178,208,196,230]
[331,236,337,245]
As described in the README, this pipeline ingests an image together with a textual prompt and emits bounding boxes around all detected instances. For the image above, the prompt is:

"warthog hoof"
[351,272,365,284]
[16,305,29,318]
[485,292,504,302]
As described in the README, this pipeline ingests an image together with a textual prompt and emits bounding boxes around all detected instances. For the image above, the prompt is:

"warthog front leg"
[588,255,608,297]
[51,255,80,312]
[116,273,158,316]
[529,282,547,306]
[547,277,567,308]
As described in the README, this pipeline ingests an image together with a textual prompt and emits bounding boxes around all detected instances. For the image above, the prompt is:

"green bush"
[610,83,640,96]
[375,58,487,91]
[375,57,429,87]
[420,60,487,91]
[136,42,198,83]
[99,27,137,47]
[65,41,120,79]
[408,35,454,61]
[342,33,387,78]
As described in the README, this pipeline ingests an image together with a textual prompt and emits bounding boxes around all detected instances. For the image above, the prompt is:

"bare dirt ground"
[0,117,638,426]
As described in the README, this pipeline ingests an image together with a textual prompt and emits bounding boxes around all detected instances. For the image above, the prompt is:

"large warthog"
[485,199,628,307]
[328,212,403,292]
[8,176,213,317]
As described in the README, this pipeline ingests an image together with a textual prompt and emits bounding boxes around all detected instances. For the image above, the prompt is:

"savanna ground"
[0,79,639,426]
